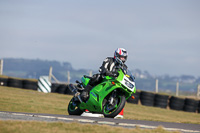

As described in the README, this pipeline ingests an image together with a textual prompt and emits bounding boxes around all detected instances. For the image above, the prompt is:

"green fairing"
[68,68,136,118]
[81,76,90,87]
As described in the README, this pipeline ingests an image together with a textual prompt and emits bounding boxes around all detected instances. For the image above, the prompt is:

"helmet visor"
[119,55,127,63]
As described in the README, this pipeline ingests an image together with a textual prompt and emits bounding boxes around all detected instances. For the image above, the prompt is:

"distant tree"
[135,69,142,75]
[180,75,195,80]
[195,77,200,83]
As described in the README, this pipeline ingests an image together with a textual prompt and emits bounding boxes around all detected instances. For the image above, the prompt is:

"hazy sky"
[0,0,200,77]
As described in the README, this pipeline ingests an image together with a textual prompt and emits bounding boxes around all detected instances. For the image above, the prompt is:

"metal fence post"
[197,84,200,98]
[0,59,3,75]
[155,79,158,93]
[176,81,179,96]
[48,66,60,83]
[67,71,70,84]
[49,66,53,82]
[89,70,93,77]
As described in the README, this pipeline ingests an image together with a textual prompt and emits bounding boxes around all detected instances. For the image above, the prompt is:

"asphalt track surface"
[0,111,200,133]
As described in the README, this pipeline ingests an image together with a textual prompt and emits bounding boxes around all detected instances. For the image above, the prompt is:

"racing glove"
[113,71,119,77]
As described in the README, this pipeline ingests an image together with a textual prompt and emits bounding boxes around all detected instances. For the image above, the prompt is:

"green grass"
[125,103,200,124]
[0,86,70,114]
[0,86,200,124]
[0,121,181,133]
[0,86,199,133]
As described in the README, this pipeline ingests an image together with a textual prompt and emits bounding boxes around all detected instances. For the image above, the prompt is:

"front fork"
[108,90,117,105]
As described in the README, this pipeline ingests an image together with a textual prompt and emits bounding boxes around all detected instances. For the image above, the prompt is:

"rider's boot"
[80,84,92,101]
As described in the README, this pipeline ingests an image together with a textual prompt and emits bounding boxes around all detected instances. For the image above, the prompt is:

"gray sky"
[0,0,200,77]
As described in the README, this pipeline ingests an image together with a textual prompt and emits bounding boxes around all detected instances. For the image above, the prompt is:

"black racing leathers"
[81,57,128,101]
[99,57,127,77]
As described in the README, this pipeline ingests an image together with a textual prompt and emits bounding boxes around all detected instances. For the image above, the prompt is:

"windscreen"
[126,70,135,82]
[121,67,135,82]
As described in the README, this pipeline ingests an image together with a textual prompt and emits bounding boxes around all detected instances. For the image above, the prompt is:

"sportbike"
[68,66,136,118]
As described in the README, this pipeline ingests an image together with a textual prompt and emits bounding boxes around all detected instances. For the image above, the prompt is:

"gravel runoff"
[0,111,200,133]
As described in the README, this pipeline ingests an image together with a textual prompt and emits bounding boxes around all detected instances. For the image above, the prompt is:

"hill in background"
[1,58,199,93]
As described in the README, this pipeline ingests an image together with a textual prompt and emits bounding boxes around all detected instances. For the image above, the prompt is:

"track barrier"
[1,75,200,114]
[37,76,51,93]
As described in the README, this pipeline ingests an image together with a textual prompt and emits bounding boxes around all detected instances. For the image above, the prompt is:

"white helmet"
[114,48,128,64]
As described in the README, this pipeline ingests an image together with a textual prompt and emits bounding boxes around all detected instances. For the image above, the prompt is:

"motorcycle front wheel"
[68,97,83,115]
[103,95,126,118]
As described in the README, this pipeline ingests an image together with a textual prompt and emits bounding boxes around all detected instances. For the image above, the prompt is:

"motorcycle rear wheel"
[103,95,126,118]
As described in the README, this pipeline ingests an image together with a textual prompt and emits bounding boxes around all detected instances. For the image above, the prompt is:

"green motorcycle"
[68,67,136,118]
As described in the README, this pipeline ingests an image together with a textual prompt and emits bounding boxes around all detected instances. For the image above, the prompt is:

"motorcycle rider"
[80,48,128,101]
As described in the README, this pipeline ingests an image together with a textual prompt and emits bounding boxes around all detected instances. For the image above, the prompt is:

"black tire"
[155,94,169,101]
[56,84,67,94]
[103,95,126,118]
[170,96,185,106]
[185,98,198,107]
[65,85,73,95]
[0,78,8,86]
[23,80,38,90]
[170,103,184,111]
[140,91,155,100]
[155,94,169,100]
[170,96,185,104]
[198,107,200,113]
[155,98,168,103]
[183,105,197,112]
[141,99,154,106]
[140,96,154,101]
[7,78,23,88]
[199,100,200,107]
[169,96,185,111]
[154,94,169,109]
[154,102,168,108]
[183,98,198,113]
[68,97,83,115]
[51,83,60,93]
[140,91,155,106]
[141,91,155,97]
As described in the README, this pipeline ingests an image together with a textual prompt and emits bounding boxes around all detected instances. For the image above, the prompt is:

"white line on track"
[0,112,199,133]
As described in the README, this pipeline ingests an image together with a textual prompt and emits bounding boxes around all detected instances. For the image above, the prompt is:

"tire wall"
[198,101,200,113]
[1,77,38,90]
[7,78,23,88]
[140,91,155,107]
[183,98,198,112]
[154,94,169,109]
[0,77,8,86]
[0,76,73,95]
[1,76,199,113]
[127,90,199,113]
[23,80,38,90]
[169,96,185,111]
[51,83,73,95]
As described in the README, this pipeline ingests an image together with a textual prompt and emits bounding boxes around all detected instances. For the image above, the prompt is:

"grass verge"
[0,121,181,133]
[0,86,200,124]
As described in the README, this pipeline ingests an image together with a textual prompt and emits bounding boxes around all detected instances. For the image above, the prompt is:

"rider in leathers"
[80,48,128,101]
